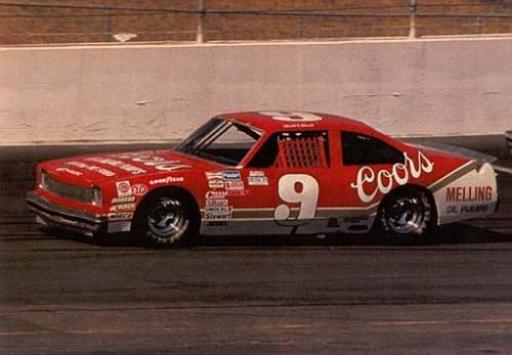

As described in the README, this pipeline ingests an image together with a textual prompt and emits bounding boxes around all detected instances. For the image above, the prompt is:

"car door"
[232,130,337,235]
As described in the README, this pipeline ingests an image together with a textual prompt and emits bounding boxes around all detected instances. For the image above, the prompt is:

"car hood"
[40,150,218,186]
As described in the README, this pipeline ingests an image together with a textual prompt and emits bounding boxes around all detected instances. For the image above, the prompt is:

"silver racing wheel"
[134,190,199,247]
[148,197,188,238]
[379,189,433,236]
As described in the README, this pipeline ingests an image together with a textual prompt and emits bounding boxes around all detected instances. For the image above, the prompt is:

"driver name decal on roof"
[350,151,435,203]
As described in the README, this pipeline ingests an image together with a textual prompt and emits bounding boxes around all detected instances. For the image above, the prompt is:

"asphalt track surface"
[1,136,511,354]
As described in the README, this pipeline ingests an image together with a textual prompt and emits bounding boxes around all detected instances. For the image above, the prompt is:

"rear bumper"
[26,191,131,236]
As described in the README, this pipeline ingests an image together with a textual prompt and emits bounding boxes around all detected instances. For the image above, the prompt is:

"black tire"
[377,188,435,238]
[133,189,199,247]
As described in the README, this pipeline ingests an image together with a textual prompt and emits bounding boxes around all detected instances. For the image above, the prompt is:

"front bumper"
[26,191,131,236]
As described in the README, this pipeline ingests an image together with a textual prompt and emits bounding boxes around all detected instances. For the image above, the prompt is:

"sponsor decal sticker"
[66,161,116,177]
[445,186,493,203]
[206,172,223,179]
[205,190,228,199]
[206,172,225,189]
[108,213,133,221]
[461,204,490,213]
[350,150,434,203]
[206,171,245,194]
[208,179,224,189]
[109,203,136,212]
[248,170,269,186]
[149,176,185,185]
[86,157,146,175]
[206,221,228,227]
[225,180,245,195]
[131,153,190,172]
[116,181,132,197]
[112,196,136,204]
[446,204,490,214]
[131,184,148,196]
[223,171,241,180]
[111,152,191,172]
[204,190,232,220]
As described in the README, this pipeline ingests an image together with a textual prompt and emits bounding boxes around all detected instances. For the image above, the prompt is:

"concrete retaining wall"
[1,37,511,145]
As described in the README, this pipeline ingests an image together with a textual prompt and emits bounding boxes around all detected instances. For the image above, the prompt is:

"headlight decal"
[92,186,103,206]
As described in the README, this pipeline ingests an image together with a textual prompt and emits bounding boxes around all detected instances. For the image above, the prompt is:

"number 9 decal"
[260,111,322,122]
[274,174,319,220]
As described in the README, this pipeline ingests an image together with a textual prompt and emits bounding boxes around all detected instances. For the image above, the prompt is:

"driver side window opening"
[249,131,330,168]
[175,118,261,166]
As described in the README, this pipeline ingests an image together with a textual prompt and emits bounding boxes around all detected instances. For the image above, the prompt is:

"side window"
[341,132,404,165]
[249,131,330,168]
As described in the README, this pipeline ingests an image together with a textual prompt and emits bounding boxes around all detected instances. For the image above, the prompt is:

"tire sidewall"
[377,188,435,241]
[133,190,198,247]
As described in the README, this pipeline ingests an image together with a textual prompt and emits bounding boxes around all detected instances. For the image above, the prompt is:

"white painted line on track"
[371,318,512,327]
[3,318,512,337]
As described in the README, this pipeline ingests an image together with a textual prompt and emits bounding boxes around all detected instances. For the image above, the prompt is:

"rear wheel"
[133,190,199,247]
[377,189,434,238]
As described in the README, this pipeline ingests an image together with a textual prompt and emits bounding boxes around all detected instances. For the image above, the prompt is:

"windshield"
[175,117,262,166]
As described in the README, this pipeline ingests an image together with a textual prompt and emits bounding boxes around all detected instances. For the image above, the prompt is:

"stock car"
[27,111,498,246]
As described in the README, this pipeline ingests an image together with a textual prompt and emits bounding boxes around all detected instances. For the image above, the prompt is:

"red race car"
[27,111,498,246]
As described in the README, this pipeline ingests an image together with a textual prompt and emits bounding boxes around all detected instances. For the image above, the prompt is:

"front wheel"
[133,190,199,247]
[377,189,434,238]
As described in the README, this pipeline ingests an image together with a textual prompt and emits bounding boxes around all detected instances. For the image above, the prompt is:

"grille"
[46,176,93,204]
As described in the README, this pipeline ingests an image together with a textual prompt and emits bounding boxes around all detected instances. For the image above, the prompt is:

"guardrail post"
[196,0,205,43]
[409,0,417,39]
[104,9,112,42]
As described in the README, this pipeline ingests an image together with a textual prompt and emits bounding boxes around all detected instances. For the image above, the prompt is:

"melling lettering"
[350,151,434,203]
[446,186,493,202]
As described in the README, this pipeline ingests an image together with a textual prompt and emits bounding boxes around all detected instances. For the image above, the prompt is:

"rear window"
[341,132,404,165]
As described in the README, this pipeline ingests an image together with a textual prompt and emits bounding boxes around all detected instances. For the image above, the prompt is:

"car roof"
[219,111,374,134]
